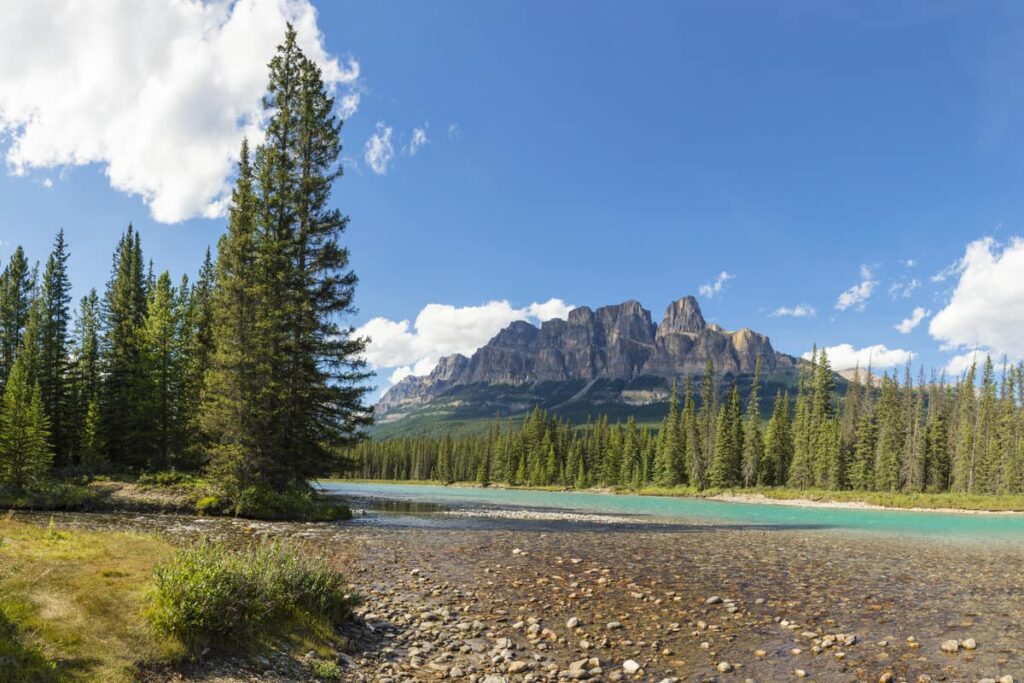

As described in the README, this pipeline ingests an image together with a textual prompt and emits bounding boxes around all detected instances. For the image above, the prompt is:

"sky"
[2,1,1024,399]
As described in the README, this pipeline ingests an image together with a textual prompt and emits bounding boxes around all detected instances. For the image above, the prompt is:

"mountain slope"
[373,296,804,436]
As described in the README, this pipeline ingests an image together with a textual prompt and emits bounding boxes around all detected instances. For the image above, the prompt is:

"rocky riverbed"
[12,509,1024,683]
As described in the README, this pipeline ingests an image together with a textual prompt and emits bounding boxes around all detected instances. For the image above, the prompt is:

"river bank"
[4,504,1023,682]
[326,478,1024,513]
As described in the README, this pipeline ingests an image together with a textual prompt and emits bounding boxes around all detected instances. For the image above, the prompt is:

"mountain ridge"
[376,296,802,429]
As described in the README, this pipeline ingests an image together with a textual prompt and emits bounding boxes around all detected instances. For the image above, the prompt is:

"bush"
[148,541,355,652]
[194,495,225,516]
[232,486,351,522]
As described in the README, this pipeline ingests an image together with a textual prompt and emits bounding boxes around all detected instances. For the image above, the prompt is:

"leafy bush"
[194,495,225,516]
[149,541,355,651]
[307,658,343,680]
[232,486,351,522]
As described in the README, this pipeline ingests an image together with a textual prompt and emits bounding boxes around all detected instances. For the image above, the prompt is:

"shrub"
[194,496,225,516]
[307,658,343,680]
[148,541,355,652]
[232,486,351,522]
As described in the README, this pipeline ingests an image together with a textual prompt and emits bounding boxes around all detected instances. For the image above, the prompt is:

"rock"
[941,639,959,654]
[508,661,529,673]
[622,660,641,675]
[754,649,767,657]
[377,296,794,419]
[961,638,977,650]
[606,621,623,630]
[706,596,723,605]
[795,670,807,678]
[566,617,580,629]
[717,661,733,673]
[482,676,509,683]
[998,676,1014,683]
[879,672,894,683]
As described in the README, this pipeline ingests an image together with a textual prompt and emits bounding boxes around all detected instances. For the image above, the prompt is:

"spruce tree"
[38,231,72,464]
[653,382,682,487]
[203,27,371,493]
[140,272,183,469]
[0,353,52,490]
[0,246,33,385]
[100,226,148,468]
[741,358,764,487]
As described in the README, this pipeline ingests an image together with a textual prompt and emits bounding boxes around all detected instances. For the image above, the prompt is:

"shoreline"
[705,491,1024,515]
[324,478,1024,515]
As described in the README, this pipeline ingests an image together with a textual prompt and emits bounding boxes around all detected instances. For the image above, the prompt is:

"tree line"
[0,26,371,497]
[348,351,1024,495]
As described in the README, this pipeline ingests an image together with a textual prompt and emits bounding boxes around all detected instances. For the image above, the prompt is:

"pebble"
[566,616,580,629]
[622,659,641,675]
[717,661,733,673]
[962,638,978,650]
[941,640,960,654]
[879,672,894,683]
[706,596,724,604]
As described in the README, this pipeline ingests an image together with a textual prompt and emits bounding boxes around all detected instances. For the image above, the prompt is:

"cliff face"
[376,296,798,420]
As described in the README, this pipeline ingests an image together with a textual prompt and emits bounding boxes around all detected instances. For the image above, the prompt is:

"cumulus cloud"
[902,258,917,268]
[0,0,359,224]
[447,123,462,140]
[929,236,1024,361]
[356,298,575,386]
[803,343,914,371]
[699,271,734,298]
[944,351,982,377]
[835,265,877,311]
[895,307,930,334]
[364,122,395,174]
[769,304,816,318]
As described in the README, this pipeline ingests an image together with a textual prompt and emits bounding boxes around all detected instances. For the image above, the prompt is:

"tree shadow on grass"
[0,607,60,683]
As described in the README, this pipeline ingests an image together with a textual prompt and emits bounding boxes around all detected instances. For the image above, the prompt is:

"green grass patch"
[0,483,106,512]
[0,516,181,682]
[148,540,357,654]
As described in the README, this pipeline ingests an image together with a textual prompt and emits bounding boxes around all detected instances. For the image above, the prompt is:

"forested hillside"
[348,351,1024,495]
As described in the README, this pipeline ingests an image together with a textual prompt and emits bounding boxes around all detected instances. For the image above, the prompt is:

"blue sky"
[3,1,1024,396]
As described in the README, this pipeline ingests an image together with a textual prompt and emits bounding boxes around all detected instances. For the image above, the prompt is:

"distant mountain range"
[372,296,813,437]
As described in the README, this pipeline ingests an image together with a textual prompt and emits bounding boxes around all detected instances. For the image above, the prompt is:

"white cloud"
[835,264,877,311]
[944,351,981,377]
[364,122,395,174]
[338,92,361,119]
[0,0,359,224]
[407,126,429,156]
[930,258,962,283]
[447,123,461,140]
[41,178,53,189]
[888,277,920,299]
[902,258,917,268]
[356,298,575,386]
[803,343,914,371]
[929,236,1024,361]
[895,306,930,334]
[769,304,816,318]
[699,271,734,298]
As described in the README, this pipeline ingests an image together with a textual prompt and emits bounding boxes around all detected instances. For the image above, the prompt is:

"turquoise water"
[319,481,1024,542]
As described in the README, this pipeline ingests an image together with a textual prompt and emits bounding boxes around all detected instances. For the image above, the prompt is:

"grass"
[325,477,1024,512]
[149,540,356,653]
[0,516,356,682]
[0,515,180,682]
[0,472,352,522]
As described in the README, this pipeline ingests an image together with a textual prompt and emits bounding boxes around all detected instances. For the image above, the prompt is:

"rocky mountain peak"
[657,296,706,337]
[376,294,800,422]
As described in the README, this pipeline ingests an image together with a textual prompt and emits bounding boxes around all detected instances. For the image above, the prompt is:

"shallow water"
[319,481,1024,542]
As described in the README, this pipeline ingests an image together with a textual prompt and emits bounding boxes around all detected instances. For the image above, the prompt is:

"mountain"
[373,296,804,437]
